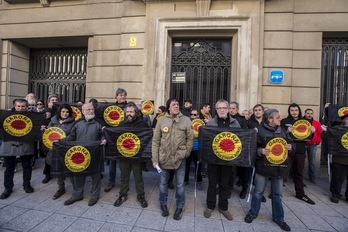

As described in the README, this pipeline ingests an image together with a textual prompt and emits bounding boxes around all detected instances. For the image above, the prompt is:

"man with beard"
[152,98,194,220]
[281,103,315,205]
[105,88,128,192]
[25,93,36,112]
[304,109,322,184]
[62,103,106,206]
[204,99,240,221]
[114,102,149,208]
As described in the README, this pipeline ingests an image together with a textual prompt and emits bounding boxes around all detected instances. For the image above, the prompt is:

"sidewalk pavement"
[0,158,347,232]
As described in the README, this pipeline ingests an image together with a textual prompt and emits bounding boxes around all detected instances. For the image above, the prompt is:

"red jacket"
[306,119,322,145]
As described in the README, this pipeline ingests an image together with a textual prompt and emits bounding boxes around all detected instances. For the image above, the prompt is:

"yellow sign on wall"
[129,36,137,47]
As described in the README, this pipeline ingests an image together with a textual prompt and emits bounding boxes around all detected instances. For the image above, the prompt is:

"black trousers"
[290,153,305,197]
[4,155,33,190]
[330,162,348,199]
[184,151,202,183]
[206,163,232,211]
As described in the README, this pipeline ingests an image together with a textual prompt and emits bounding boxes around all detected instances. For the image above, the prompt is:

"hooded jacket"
[255,122,295,178]
[281,103,306,154]
[152,112,194,170]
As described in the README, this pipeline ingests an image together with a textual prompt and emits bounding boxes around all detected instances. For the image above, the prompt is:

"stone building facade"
[0,0,347,119]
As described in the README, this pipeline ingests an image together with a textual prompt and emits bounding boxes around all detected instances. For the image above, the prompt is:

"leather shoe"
[53,189,66,200]
[64,197,83,206]
[88,197,99,206]
[0,189,12,199]
[160,204,169,217]
[24,185,34,193]
[42,175,52,184]
[173,208,183,220]
[239,190,247,199]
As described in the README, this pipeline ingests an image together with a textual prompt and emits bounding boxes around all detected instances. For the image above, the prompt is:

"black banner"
[328,104,348,123]
[198,126,257,167]
[105,127,153,160]
[51,141,104,177]
[327,126,348,156]
[0,110,47,142]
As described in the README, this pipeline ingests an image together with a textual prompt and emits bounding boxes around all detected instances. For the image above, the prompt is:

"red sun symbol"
[343,110,348,115]
[71,152,85,164]
[123,139,135,150]
[11,120,26,130]
[48,132,61,141]
[193,124,200,131]
[109,111,120,120]
[143,104,152,111]
[72,111,77,118]
[219,139,235,152]
[296,125,307,133]
[271,144,284,156]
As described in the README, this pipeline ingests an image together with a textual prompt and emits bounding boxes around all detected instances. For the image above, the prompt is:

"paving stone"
[0,205,27,226]
[99,222,132,232]
[30,213,77,232]
[82,202,117,221]
[134,210,167,230]
[64,217,104,232]
[323,215,348,232]
[107,206,142,226]
[164,215,194,232]
[221,220,254,232]
[194,217,223,232]
[1,209,51,232]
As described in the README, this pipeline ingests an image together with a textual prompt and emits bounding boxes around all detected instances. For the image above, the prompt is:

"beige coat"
[152,112,194,169]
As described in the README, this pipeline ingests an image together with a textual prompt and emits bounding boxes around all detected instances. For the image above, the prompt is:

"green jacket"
[152,112,194,169]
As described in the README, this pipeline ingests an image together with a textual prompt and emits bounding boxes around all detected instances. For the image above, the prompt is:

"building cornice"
[4,0,50,7]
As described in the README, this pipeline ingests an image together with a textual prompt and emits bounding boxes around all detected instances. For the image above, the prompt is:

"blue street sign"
[269,70,284,84]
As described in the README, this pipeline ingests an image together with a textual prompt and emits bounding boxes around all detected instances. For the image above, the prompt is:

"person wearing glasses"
[35,100,45,112]
[203,99,240,221]
[184,108,203,190]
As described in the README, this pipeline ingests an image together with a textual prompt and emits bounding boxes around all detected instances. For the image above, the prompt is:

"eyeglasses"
[36,103,43,106]
[216,107,228,110]
[191,114,197,116]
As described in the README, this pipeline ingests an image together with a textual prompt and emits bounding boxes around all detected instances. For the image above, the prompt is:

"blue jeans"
[249,173,284,223]
[306,145,317,179]
[159,161,186,208]
[108,160,117,183]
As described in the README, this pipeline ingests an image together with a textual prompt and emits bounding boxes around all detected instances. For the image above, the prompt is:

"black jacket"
[118,116,149,128]
[247,114,262,129]
[255,122,295,178]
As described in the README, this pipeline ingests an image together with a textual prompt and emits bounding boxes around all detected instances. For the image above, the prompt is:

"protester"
[25,93,36,112]
[184,108,203,190]
[329,113,348,203]
[35,99,45,112]
[281,103,315,205]
[41,104,76,199]
[105,88,127,193]
[113,102,149,208]
[244,109,293,231]
[204,99,240,221]
[0,99,35,199]
[181,99,192,117]
[62,103,106,206]
[304,108,322,184]
[152,98,194,220]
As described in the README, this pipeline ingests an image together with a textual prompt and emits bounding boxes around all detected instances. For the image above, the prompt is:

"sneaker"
[196,182,203,190]
[114,195,127,207]
[0,189,12,199]
[239,190,247,199]
[203,208,214,218]
[104,182,115,192]
[42,175,52,184]
[244,213,254,223]
[274,221,291,231]
[261,196,267,202]
[310,177,316,184]
[330,197,339,203]
[160,204,169,217]
[137,195,148,208]
[24,185,34,193]
[218,209,233,221]
[296,195,315,205]
[173,208,183,220]
[53,189,66,200]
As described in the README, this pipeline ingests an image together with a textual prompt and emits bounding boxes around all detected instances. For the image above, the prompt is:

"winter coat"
[306,119,322,146]
[63,118,104,142]
[152,112,194,169]
[255,122,295,178]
